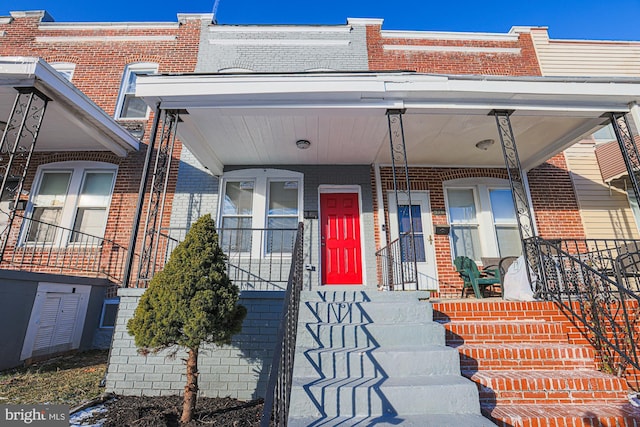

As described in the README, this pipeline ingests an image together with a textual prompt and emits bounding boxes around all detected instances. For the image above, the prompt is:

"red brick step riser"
[444,322,566,344]
[457,345,595,370]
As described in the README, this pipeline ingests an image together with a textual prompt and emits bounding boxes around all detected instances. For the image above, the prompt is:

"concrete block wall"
[106,288,284,400]
[168,147,219,231]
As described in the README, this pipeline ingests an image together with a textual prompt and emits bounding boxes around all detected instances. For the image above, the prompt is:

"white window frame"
[219,168,303,259]
[114,62,158,120]
[22,161,117,247]
[50,62,76,81]
[444,178,521,262]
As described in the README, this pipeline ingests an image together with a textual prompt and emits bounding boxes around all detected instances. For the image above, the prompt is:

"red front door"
[320,192,363,285]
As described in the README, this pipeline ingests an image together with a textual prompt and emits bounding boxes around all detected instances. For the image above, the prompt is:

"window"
[221,181,254,252]
[24,162,117,245]
[489,189,520,257]
[447,188,481,260]
[267,181,299,253]
[445,180,522,262]
[50,62,76,81]
[99,298,119,328]
[115,63,157,119]
[219,169,302,257]
[593,124,615,142]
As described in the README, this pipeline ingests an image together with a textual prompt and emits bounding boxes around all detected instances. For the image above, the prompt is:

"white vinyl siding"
[530,28,640,77]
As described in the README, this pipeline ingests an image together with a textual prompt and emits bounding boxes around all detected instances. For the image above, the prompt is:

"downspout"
[121,103,162,288]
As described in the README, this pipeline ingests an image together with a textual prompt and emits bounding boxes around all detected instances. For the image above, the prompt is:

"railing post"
[492,110,538,288]
[0,89,49,262]
[610,112,640,206]
[386,109,418,290]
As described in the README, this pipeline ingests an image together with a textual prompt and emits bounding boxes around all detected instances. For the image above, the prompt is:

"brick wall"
[0,11,205,287]
[374,165,585,297]
[107,288,284,399]
[527,154,586,239]
[365,24,541,76]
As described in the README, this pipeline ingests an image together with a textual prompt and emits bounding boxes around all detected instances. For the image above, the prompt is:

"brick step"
[443,320,566,344]
[467,370,630,405]
[433,301,564,322]
[484,403,640,427]
[456,342,595,370]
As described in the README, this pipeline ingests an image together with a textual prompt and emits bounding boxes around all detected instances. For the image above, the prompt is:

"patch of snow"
[69,404,108,427]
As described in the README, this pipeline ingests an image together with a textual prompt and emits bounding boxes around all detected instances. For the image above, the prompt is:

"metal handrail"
[158,226,297,291]
[261,222,305,426]
[526,237,640,383]
[375,232,419,291]
[0,212,127,282]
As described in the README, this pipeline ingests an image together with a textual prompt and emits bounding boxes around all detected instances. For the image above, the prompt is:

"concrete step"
[467,370,630,405]
[289,375,481,418]
[302,288,431,303]
[289,413,496,427]
[456,342,595,371]
[442,320,565,344]
[293,344,461,378]
[299,300,433,324]
[296,321,445,348]
[485,403,640,427]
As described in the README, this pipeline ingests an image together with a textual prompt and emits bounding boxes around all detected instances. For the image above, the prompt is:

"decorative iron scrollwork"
[0,89,49,260]
[492,110,538,287]
[386,109,418,290]
[136,110,179,286]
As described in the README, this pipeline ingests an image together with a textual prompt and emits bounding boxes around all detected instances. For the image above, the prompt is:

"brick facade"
[0,11,205,289]
[365,24,541,76]
[365,24,585,296]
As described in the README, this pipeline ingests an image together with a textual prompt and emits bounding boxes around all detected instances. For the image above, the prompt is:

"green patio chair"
[453,256,501,298]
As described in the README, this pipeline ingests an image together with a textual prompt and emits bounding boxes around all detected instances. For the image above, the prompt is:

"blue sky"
[2,0,640,41]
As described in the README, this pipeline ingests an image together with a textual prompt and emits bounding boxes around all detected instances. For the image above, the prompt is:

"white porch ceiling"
[137,72,640,174]
[0,57,139,156]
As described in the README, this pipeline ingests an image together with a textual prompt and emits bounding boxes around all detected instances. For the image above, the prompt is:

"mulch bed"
[93,395,264,426]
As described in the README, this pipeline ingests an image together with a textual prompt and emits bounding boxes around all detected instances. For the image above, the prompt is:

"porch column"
[0,88,49,260]
[610,112,640,205]
[134,109,180,288]
[386,109,418,290]
[491,110,537,268]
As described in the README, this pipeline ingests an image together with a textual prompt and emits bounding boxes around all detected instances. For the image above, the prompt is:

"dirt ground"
[91,395,264,427]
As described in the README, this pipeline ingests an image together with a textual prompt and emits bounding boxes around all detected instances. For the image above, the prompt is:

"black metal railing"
[159,226,297,291]
[375,232,418,291]
[526,237,640,382]
[261,222,305,427]
[0,213,128,282]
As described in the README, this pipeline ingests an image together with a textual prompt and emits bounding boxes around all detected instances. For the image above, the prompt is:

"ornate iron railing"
[261,222,305,427]
[375,232,419,291]
[158,226,297,291]
[526,237,640,383]
[0,212,128,282]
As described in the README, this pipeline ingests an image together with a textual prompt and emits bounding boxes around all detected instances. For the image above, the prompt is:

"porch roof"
[136,71,640,175]
[0,57,139,156]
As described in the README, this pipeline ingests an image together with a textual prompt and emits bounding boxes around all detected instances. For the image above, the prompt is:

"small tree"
[127,214,246,423]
